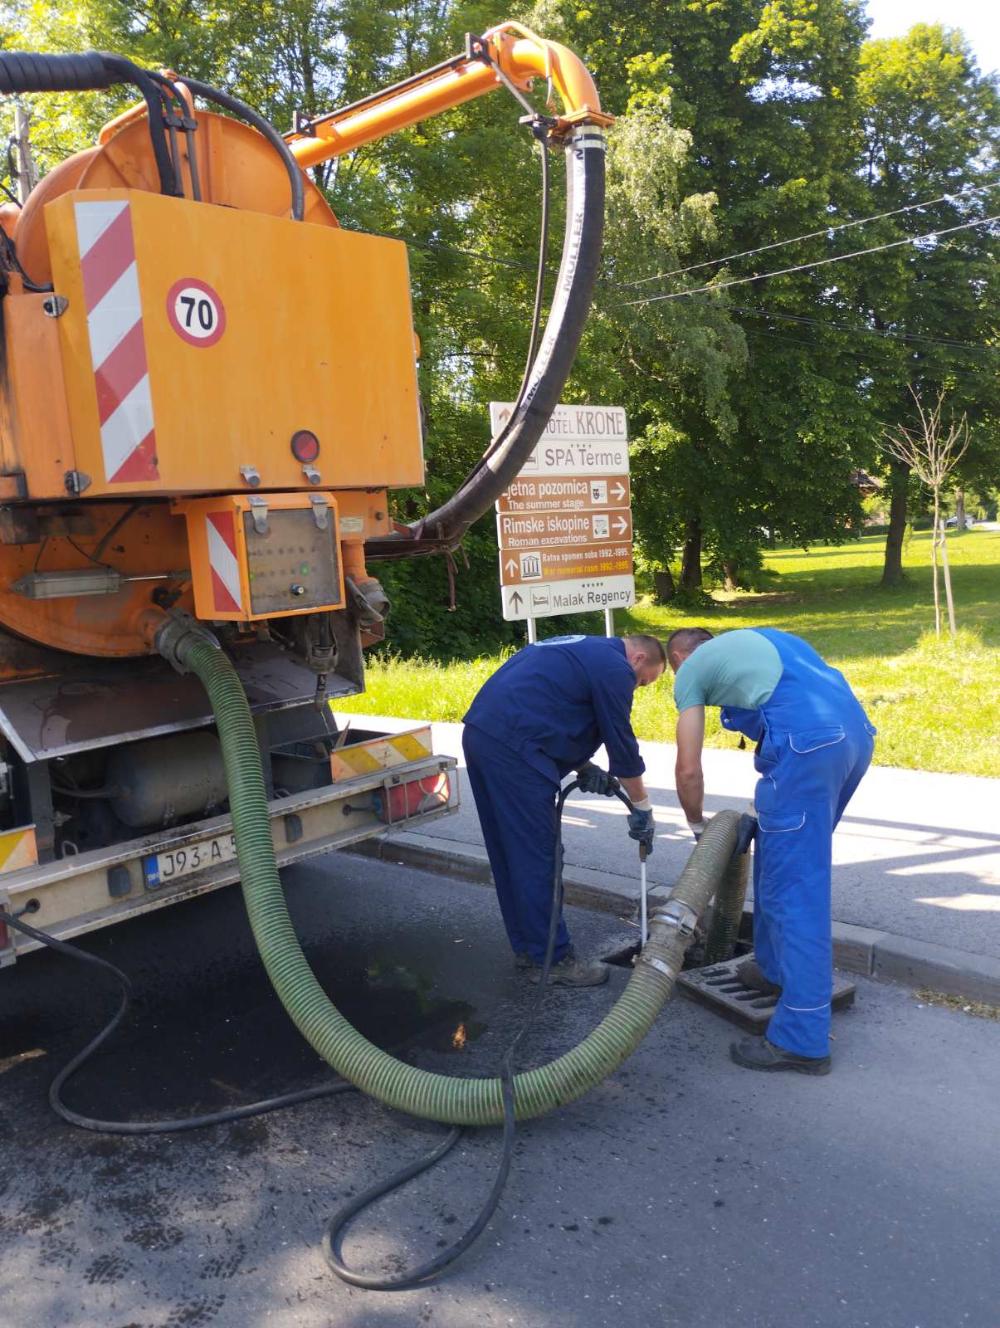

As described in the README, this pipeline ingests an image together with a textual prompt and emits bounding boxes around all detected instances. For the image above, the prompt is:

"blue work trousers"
[752,723,873,1058]
[462,724,570,964]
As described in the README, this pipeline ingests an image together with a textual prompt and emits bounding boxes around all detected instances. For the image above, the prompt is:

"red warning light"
[291,430,320,463]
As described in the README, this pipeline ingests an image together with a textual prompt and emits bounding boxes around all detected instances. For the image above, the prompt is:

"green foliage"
[339,530,1000,777]
[1,0,997,659]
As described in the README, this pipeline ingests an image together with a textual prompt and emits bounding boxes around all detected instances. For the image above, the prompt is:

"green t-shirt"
[673,630,783,713]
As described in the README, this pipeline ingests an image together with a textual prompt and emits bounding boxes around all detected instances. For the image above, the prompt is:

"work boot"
[514,952,533,971]
[730,1036,831,1076]
[736,957,782,996]
[529,949,609,987]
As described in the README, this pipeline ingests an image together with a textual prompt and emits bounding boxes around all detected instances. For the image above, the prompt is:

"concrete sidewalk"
[337,713,1000,1005]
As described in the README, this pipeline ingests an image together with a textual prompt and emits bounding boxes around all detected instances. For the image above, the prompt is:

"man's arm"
[618,773,648,804]
[675,706,706,825]
[590,666,646,784]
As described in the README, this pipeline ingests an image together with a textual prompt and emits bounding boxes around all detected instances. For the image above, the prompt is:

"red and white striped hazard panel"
[75,200,159,484]
[206,511,244,614]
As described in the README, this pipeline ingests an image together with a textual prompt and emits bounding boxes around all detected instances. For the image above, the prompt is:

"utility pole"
[13,103,37,203]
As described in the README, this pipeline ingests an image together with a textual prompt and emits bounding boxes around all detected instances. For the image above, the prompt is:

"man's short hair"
[624,633,667,667]
[666,627,713,665]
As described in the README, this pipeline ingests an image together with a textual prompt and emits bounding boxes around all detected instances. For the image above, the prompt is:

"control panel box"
[178,493,345,622]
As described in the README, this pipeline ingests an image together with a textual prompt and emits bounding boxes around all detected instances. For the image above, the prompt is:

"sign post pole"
[526,616,538,644]
[604,606,614,638]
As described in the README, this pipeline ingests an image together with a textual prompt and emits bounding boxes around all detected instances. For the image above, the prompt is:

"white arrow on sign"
[613,515,628,534]
[611,482,626,502]
[505,558,518,576]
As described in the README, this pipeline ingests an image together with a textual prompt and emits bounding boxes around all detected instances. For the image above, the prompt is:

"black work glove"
[576,762,617,796]
[627,806,655,854]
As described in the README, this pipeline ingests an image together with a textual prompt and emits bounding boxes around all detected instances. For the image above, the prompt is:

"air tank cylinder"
[106,731,228,828]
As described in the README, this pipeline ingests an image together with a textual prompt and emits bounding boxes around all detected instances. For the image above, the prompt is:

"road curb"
[352,833,1000,1008]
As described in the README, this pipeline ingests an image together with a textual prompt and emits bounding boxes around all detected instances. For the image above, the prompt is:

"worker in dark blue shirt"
[463,633,665,985]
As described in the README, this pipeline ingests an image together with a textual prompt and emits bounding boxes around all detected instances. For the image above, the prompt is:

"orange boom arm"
[285,24,611,169]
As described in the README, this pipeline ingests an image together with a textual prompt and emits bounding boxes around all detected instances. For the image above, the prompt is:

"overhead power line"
[621,213,1000,308]
[739,326,993,389]
[732,305,1000,356]
[621,180,997,290]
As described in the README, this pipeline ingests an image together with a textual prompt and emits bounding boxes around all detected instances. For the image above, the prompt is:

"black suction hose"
[0,51,178,196]
[365,123,606,559]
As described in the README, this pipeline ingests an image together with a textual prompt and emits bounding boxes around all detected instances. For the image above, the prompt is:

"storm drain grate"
[676,953,856,1032]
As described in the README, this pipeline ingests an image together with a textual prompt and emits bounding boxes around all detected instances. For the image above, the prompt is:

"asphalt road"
[0,854,997,1328]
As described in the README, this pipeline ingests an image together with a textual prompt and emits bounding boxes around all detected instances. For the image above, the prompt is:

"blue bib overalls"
[462,636,644,964]
[720,630,875,1058]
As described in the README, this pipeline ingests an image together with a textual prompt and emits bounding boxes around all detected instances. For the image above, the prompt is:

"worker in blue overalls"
[463,634,665,985]
[667,626,876,1074]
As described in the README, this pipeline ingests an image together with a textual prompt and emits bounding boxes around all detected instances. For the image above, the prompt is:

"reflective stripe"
[782,1002,831,1012]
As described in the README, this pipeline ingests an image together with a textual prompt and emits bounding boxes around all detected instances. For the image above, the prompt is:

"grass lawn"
[336,528,1000,778]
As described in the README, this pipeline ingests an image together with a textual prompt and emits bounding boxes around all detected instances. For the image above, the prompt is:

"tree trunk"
[931,499,941,637]
[680,518,702,591]
[881,458,909,587]
[13,104,37,203]
[653,568,675,603]
[955,488,966,530]
[939,522,957,637]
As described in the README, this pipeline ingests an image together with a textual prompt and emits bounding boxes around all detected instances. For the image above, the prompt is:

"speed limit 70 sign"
[166,278,226,347]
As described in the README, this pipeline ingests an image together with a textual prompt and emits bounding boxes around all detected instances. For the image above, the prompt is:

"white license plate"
[142,831,237,889]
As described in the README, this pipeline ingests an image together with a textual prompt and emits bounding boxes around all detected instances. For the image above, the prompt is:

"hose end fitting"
[648,898,699,938]
[153,610,221,674]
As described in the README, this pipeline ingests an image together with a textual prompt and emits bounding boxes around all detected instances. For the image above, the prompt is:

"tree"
[882,387,970,636]
[853,24,1000,587]
[534,0,876,588]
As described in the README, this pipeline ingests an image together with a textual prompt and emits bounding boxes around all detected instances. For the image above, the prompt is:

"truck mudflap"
[0,733,457,964]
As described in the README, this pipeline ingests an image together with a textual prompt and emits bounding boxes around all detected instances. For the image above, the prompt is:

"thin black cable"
[0,782,570,1288]
[98,54,179,197]
[323,778,636,1290]
[0,908,354,1133]
[522,134,551,382]
[182,78,304,221]
[732,304,1000,356]
[738,326,992,388]
[148,72,189,198]
[2,779,630,1289]
[620,212,1000,307]
[0,228,51,292]
[50,781,121,800]
[92,503,141,561]
[463,132,551,484]
[322,782,573,1289]
[350,226,539,274]
[3,138,22,205]
[448,57,554,493]
[620,180,999,289]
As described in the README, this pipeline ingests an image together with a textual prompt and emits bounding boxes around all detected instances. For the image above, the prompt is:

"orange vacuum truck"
[0,28,611,964]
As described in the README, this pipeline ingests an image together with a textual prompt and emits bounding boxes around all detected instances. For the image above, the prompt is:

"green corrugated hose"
[178,634,742,1126]
[703,843,751,965]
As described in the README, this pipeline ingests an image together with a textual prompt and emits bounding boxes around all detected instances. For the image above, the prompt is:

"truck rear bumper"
[0,750,457,963]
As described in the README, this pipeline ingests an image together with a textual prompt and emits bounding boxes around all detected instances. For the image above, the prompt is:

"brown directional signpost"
[490,403,635,639]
